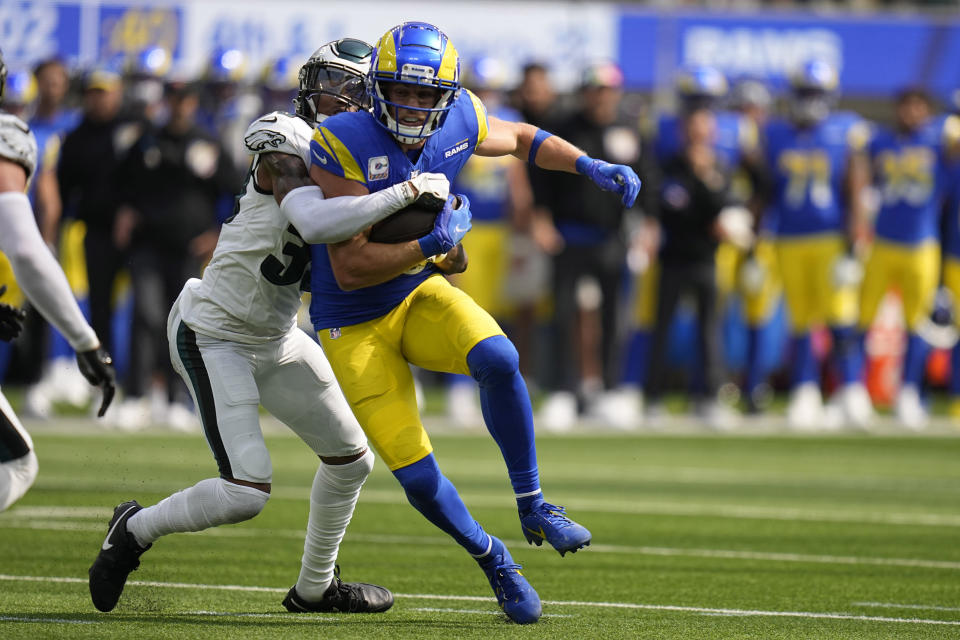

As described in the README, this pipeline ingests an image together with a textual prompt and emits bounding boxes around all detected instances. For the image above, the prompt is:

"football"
[369,194,447,244]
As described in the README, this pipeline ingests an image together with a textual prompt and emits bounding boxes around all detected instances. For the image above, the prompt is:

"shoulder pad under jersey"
[243,111,310,157]
[0,112,38,179]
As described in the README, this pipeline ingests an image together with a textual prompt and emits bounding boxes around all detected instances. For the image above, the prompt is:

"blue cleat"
[520,501,591,556]
[476,536,541,624]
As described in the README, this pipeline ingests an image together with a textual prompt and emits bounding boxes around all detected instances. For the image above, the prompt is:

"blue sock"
[830,325,862,385]
[952,344,960,396]
[466,335,542,513]
[745,326,763,394]
[622,329,651,387]
[902,333,929,390]
[393,454,489,556]
[791,333,817,387]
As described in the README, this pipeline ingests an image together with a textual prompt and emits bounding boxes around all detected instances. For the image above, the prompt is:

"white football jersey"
[178,111,316,344]
[0,112,38,181]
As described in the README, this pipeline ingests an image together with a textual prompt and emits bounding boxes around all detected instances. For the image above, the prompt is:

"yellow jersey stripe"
[314,126,366,185]
[466,89,489,146]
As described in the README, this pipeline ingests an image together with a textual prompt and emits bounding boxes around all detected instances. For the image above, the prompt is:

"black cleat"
[88,500,151,612]
[282,566,393,613]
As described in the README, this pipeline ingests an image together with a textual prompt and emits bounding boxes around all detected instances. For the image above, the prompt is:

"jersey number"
[779,150,833,209]
[260,225,311,290]
[877,147,934,207]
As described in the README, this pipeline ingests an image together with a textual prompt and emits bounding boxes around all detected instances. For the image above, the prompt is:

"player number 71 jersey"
[177,111,316,344]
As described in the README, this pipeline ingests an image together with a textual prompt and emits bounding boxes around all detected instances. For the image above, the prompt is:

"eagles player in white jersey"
[88,39,450,614]
[0,48,116,512]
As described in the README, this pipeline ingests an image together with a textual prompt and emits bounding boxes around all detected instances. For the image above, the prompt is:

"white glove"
[832,254,864,288]
[717,206,755,250]
[738,256,766,296]
[402,172,450,207]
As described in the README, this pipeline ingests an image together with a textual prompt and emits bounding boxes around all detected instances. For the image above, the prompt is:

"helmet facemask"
[0,48,7,103]
[789,88,833,127]
[369,77,457,144]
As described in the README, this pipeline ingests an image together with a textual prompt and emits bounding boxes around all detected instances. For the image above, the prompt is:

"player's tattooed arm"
[257,152,314,205]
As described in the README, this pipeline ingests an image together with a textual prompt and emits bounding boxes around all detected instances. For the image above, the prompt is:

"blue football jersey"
[765,112,870,237]
[655,110,756,167]
[870,115,958,245]
[941,153,960,259]
[308,89,489,329]
[28,109,79,208]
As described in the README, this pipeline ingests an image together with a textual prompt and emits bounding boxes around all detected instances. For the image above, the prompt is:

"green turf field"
[2,423,960,639]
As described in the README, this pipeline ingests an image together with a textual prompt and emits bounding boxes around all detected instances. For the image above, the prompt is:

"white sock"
[0,451,39,512]
[295,449,374,600]
[127,477,269,547]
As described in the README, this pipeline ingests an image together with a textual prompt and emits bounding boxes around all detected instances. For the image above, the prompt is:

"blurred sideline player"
[623,65,755,425]
[308,22,639,623]
[21,58,93,417]
[937,124,960,423]
[199,47,263,175]
[728,78,783,413]
[765,60,873,429]
[0,48,116,512]
[535,61,641,432]
[87,38,444,615]
[259,55,300,114]
[446,56,536,427]
[858,88,960,429]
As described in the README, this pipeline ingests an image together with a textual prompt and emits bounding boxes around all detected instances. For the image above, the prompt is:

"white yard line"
[854,602,960,613]
[272,488,960,528]
[0,615,97,624]
[8,496,960,529]
[3,516,960,572]
[0,574,956,627]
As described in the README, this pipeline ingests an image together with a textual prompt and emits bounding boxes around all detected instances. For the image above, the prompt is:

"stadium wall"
[2,1,959,98]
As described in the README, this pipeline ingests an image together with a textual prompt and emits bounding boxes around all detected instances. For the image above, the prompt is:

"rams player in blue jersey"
[304,22,639,624]
[938,129,960,423]
[765,60,874,429]
[859,88,960,429]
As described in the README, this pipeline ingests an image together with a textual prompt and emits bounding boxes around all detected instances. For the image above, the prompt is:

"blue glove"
[418,194,472,258]
[575,156,641,208]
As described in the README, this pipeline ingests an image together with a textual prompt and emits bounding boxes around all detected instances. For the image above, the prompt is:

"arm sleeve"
[279,182,414,244]
[0,191,99,351]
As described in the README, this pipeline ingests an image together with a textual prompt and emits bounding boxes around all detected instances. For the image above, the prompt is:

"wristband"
[528,128,554,166]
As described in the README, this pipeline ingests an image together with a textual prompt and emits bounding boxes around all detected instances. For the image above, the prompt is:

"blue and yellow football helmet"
[788,59,838,126]
[368,21,461,144]
[676,64,728,111]
[206,48,247,84]
[3,69,37,107]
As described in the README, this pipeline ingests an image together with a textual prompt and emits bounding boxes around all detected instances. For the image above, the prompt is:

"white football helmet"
[294,38,373,125]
